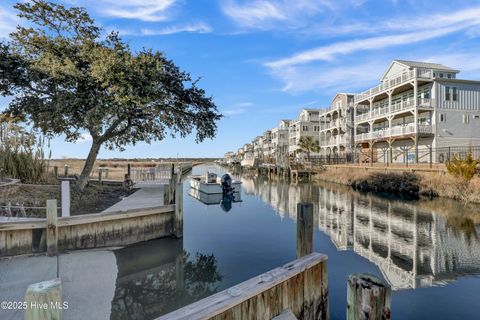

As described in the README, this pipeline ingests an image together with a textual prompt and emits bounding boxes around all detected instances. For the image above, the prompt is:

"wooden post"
[296,202,313,258]
[46,199,58,257]
[174,180,183,238]
[127,163,131,177]
[24,278,62,320]
[346,273,391,320]
[53,166,58,179]
[63,164,69,177]
[60,180,71,217]
[98,170,102,183]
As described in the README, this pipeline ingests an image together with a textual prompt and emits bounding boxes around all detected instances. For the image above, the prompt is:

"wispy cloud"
[91,0,177,22]
[264,5,480,93]
[223,102,254,116]
[141,22,212,35]
[266,26,465,68]
[221,0,344,30]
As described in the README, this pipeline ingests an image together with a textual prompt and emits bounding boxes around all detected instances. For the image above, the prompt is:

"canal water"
[109,163,480,320]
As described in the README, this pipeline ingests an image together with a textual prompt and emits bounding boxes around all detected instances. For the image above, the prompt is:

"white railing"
[355,97,428,123]
[355,124,433,141]
[355,69,433,102]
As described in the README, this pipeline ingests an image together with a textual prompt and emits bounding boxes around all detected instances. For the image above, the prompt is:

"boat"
[189,172,241,194]
[188,188,242,205]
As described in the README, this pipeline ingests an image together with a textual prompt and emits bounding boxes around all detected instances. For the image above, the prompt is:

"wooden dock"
[156,252,329,320]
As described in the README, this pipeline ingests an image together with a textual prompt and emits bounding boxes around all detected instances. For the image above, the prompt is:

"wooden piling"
[174,181,183,238]
[346,273,391,320]
[296,202,313,258]
[46,199,58,257]
[127,163,131,177]
[24,278,62,320]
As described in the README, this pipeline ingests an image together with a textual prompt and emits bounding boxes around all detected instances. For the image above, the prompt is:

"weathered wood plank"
[156,252,327,320]
[25,278,62,320]
[346,273,391,320]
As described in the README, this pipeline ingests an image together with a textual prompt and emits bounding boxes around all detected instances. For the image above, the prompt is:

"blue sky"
[2,0,480,158]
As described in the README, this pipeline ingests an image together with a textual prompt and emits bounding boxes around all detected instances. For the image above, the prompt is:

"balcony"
[320,135,350,147]
[354,124,433,141]
[354,69,433,102]
[355,98,432,123]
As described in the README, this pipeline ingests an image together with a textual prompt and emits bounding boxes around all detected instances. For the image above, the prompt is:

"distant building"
[271,120,291,167]
[288,108,321,155]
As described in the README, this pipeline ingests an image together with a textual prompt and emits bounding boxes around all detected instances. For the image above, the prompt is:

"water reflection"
[110,238,222,320]
[241,175,480,290]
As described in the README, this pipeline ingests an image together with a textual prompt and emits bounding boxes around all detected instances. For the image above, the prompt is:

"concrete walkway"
[0,250,117,320]
[102,183,166,212]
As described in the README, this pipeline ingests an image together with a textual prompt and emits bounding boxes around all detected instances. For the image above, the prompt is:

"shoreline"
[312,165,480,204]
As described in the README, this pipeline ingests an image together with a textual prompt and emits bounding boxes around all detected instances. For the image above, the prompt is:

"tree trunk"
[76,139,102,191]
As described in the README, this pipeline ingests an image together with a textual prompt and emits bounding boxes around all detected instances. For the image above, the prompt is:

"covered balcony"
[354,124,433,142]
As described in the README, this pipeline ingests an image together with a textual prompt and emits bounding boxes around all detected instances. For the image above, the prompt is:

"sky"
[2,0,480,158]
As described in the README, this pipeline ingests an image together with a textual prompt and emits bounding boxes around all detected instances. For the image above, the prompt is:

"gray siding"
[435,81,480,110]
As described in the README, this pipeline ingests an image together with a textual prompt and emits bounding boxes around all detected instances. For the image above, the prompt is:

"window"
[447,73,452,79]
[452,87,458,101]
[439,73,444,78]
[440,113,446,122]
[445,86,450,100]
[424,90,430,99]
[302,125,308,131]
[463,114,470,124]
[433,72,437,77]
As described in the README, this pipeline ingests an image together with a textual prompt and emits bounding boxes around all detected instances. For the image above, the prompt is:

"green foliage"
[296,136,320,161]
[0,120,51,184]
[446,152,479,181]
[1,0,222,190]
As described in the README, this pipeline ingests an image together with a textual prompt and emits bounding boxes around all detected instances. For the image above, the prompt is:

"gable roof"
[381,59,459,80]
[394,59,459,72]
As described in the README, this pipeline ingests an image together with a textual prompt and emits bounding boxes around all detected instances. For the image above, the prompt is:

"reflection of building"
[245,177,480,290]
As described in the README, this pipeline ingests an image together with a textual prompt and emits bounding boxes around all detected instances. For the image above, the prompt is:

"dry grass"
[315,166,480,204]
[49,159,177,180]
[418,172,480,203]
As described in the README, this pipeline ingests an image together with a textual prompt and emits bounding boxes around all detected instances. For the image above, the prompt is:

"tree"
[297,136,320,162]
[0,0,222,191]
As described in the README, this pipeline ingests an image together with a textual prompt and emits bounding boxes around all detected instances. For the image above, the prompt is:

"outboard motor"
[221,174,234,196]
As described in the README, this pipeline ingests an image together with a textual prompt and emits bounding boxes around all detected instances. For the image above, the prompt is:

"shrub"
[446,152,479,181]
[0,120,52,184]
[351,172,419,199]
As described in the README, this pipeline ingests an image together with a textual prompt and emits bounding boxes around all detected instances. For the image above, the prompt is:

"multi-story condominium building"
[354,60,480,164]
[253,135,263,161]
[261,130,273,162]
[271,120,291,167]
[224,151,237,164]
[241,143,256,167]
[288,108,321,155]
[319,93,355,157]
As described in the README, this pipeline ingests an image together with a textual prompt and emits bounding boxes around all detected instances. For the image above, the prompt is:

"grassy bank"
[314,166,480,203]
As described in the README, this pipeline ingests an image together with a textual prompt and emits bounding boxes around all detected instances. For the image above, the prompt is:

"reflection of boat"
[189,172,241,194]
[189,188,242,205]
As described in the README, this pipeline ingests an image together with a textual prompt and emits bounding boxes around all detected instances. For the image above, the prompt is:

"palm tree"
[297,136,320,162]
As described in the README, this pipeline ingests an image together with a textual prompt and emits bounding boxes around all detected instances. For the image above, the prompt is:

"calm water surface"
[113,164,480,320]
